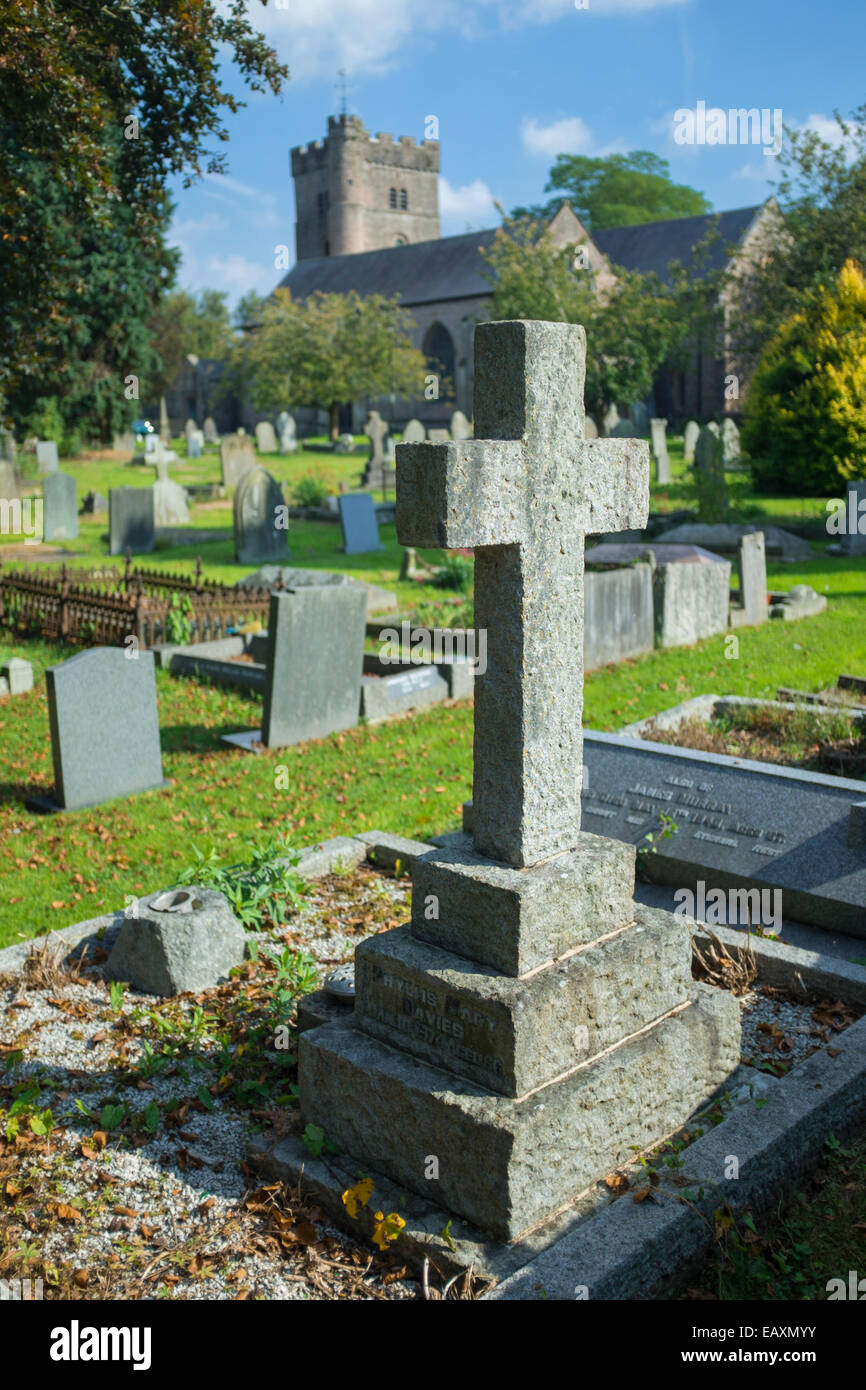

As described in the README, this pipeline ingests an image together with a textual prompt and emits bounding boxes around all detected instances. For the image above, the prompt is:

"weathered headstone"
[653,556,731,646]
[220,433,256,489]
[42,471,78,542]
[721,417,741,466]
[651,417,671,484]
[295,320,740,1240]
[338,493,384,554]
[233,466,288,564]
[203,417,220,444]
[33,648,165,812]
[402,419,426,444]
[693,425,729,522]
[255,420,278,454]
[732,531,767,626]
[261,587,367,747]
[277,412,298,454]
[184,418,197,440]
[109,487,155,555]
[450,410,472,440]
[683,420,700,462]
[36,440,59,475]
[187,429,204,459]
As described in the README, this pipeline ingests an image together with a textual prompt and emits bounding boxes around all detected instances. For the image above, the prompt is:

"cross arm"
[578,438,651,535]
[396,440,525,549]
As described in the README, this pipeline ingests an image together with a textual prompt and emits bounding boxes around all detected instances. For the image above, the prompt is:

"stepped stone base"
[299,982,740,1241]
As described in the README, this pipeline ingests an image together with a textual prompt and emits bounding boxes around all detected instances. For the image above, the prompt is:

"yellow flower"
[371,1210,406,1251]
[341,1177,375,1219]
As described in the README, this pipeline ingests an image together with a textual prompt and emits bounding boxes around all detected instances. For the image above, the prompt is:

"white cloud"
[791,112,858,157]
[732,162,775,184]
[439,176,499,230]
[521,116,594,159]
[202,172,267,200]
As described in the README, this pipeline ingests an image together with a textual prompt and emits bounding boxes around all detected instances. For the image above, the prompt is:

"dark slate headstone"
[42,470,78,542]
[338,493,383,554]
[233,466,288,564]
[35,648,165,812]
[109,486,155,555]
[261,587,367,747]
[581,730,866,937]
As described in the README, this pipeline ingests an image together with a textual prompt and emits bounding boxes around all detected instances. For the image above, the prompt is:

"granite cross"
[396,320,649,868]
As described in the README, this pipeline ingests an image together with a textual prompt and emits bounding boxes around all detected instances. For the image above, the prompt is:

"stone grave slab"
[338,493,383,554]
[109,486,155,555]
[30,647,165,812]
[42,471,78,542]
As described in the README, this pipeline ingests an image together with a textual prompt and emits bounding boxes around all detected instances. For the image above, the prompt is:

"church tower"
[291,114,441,260]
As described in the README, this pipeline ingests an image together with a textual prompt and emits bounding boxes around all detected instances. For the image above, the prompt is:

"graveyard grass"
[2,544,866,945]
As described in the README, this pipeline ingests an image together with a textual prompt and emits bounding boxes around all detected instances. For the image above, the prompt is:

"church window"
[389,188,397,209]
[422,322,456,401]
[400,189,408,210]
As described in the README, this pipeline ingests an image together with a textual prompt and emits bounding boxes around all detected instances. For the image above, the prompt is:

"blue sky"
[168,0,866,308]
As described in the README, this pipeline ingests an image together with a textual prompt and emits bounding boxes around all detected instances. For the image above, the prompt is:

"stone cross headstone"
[293,320,740,1242]
[109,487,155,555]
[450,410,472,440]
[736,531,768,625]
[402,419,426,444]
[683,420,700,463]
[233,466,288,564]
[277,412,297,454]
[693,425,729,523]
[260,588,367,747]
[36,440,59,475]
[203,417,220,444]
[220,433,256,489]
[338,493,384,555]
[255,420,278,454]
[153,465,190,526]
[42,471,78,542]
[35,648,165,812]
[365,411,387,467]
[721,416,740,465]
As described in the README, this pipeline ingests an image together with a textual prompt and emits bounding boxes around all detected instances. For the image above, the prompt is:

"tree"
[742,259,866,494]
[233,291,427,439]
[512,151,711,230]
[480,215,711,422]
[0,0,288,437]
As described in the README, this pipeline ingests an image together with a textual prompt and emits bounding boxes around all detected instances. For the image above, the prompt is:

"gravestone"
[651,417,671,484]
[338,493,384,554]
[721,417,741,466]
[296,320,740,1240]
[113,430,135,455]
[255,420,278,454]
[0,427,17,463]
[203,417,220,444]
[233,466,288,564]
[109,486,155,555]
[0,462,21,501]
[427,428,450,444]
[841,479,866,557]
[610,418,635,437]
[152,452,190,527]
[33,648,165,812]
[732,531,767,627]
[277,412,298,454]
[187,430,203,458]
[81,490,108,515]
[653,556,731,646]
[707,421,721,437]
[631,401,650,435]
[1,658,34,695]
[220,433,256,489]
[683,420,700,462]
[184,418,197,440]
[42,471,78,542]
[36,440,59,475]
[402,419,426,444]
[693,425,729,522]
[602,403,619,436]
[450,410,472,440]
[260,587,367,747]
[361,411,395,490]
[584,415,598,440]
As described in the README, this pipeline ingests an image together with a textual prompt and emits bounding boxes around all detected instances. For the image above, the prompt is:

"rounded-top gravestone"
[233,465,289,565]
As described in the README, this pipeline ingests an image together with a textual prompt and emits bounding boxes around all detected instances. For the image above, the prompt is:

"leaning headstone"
[733,531,767,626]
[109,487,155,555]
[42,471,78,542]
[450,410,472,440]
[584,415,598,440]
[233,466,288,564]
[338,493,384,555]
[277,412,298,454]
[721,417,741,466]
[36,440,59,475]
[106,888,246,997]
[261,587,367,747]
[220,433,256,489]
[32,647,165,812]
[1,658,34,695]
[291,320,740,1241]
[255,420,278,454]
[203,417,220,444]
[402,419,426,444]
[693,425,729,523]
[683,420,700,462]
[602,403,620,436]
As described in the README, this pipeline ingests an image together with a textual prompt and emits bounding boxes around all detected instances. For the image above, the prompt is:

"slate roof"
[275,205,765,306]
